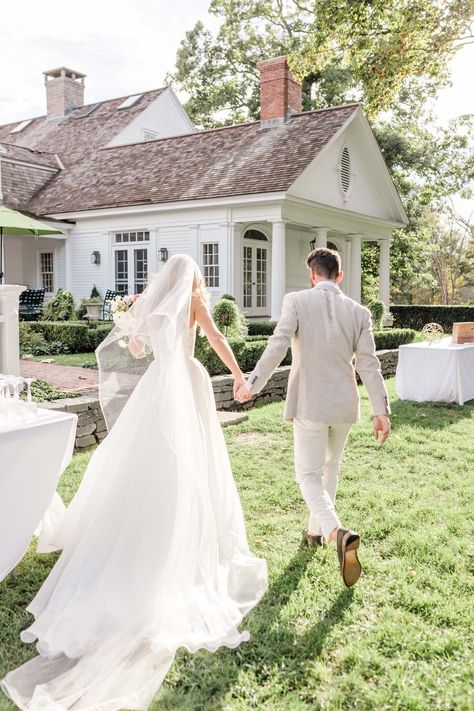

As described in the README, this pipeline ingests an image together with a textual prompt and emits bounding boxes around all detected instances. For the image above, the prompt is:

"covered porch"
[1,231,70,295]
[228,201,394,320]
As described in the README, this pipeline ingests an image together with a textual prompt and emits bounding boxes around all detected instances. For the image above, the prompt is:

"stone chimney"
[43,67,86,118]
[257,56,302,128]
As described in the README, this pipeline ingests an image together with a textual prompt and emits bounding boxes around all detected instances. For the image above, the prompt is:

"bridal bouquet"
[108,294,140,328]
[108,294,151,358]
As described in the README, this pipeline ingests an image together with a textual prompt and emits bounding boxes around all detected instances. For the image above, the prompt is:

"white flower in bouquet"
[109,294,140,326]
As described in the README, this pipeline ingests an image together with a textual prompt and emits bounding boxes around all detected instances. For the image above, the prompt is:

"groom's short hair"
[306,247,341,280]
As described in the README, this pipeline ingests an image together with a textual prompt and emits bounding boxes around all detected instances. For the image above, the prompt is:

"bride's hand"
[128,337,144,359]
[233,372,246,399]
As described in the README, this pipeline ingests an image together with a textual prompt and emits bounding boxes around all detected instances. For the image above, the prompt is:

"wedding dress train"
[2,256,267,710]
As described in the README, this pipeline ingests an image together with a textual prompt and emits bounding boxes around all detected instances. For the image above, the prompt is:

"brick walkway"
[20,360,99,393]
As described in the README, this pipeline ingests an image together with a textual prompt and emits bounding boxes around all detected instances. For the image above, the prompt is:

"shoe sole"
[342,537,361,587]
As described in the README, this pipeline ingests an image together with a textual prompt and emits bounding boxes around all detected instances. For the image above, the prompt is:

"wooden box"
[452,322,474,344]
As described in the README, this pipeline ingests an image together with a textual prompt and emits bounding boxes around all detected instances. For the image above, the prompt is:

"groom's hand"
[235,384,252,404]
[373,415,390,444]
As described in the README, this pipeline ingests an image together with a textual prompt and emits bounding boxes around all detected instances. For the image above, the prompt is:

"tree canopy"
[169,0,474,304]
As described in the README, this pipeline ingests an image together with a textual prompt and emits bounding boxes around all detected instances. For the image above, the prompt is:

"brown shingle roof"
[0,88,166,168]
[0,143,59,168]
[28,104,359,215]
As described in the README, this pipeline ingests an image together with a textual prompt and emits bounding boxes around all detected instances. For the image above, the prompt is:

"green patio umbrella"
[0,205,62,283]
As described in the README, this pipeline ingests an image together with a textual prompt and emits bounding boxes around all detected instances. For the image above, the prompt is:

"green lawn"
[1,379,473,710]
[30,352,98,368]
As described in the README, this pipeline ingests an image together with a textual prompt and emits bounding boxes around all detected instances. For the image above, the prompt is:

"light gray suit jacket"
[247,281,390,423]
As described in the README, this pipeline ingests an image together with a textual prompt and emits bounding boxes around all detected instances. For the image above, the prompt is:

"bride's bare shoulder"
[190,294,209,327]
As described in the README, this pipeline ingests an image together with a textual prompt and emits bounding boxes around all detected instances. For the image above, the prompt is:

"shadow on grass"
[158,547,354,710]
[390,396,474,430]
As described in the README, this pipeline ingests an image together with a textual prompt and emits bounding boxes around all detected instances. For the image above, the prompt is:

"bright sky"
[1,0,472,220]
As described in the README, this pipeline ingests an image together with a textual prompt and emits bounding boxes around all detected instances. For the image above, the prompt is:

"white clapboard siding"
[107,89,195,148]
[70,233,109,300]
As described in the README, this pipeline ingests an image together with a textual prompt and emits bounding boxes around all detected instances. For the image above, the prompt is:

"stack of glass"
[0,376,38,425]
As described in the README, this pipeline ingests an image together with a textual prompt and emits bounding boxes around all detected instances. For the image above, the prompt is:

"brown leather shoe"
[302,528,324,548]
[337,529,361,587]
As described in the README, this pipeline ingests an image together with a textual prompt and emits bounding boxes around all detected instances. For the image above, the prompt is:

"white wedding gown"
[1,319,267,710]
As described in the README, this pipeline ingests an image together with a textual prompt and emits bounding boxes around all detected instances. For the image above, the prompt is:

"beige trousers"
[293,419,352,540]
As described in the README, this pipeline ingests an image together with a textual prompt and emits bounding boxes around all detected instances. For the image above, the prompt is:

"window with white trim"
[39,252,54,292]
[142,129,158,141]
[202,243,219,288]
[114,231,150,244]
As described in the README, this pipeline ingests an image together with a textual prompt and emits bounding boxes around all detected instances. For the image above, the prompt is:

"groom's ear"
[336,270,343,284]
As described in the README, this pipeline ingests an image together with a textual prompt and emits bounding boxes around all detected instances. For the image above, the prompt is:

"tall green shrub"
[212,298,247,338]
[368,300,386,330]
[41,290,76,321]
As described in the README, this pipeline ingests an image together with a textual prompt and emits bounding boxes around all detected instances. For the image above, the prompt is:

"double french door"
[243,242,270,317]
[114,247,148,295]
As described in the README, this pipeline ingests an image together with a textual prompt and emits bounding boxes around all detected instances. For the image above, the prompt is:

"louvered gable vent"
[340,146,352,197]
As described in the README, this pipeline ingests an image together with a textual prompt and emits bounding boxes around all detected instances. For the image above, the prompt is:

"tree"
[169,1,474,303]
[423,211,474,304]
[169,0,474,127]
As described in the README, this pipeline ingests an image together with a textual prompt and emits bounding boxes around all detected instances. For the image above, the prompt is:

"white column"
[0,284,26,376]
[378,239,390,308]
[230,223,243,307]
[340,237,352,296]
[64,236,73,292]
[311,227,328,249]
[271,220,286,320]
[349,233,362,303]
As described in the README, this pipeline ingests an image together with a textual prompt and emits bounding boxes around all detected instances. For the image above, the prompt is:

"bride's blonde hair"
[192,266,210,306]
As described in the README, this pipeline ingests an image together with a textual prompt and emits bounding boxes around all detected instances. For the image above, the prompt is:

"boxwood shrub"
[195,328,414,376]
[391,305,474,332]
[19,321,114,356]
[373,328,416,350]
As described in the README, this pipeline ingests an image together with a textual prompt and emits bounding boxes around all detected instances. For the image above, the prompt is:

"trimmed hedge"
[194,329,413,376]
[391,305,474,332]
[248,321,277,336]
[20,321,114,356]
[373,329,416,350]
[194,335,291,376]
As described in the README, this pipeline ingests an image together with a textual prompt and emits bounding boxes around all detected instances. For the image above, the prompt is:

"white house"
[0,58,407,319]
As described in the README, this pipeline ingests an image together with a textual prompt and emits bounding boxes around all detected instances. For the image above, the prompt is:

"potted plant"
[82,285,103,321]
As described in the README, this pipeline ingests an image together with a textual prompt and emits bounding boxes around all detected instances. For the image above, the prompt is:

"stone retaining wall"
[43,349,399,449]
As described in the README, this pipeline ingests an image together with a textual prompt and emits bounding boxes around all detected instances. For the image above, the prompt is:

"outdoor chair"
[102,289,120,320]
[19,288,46,321]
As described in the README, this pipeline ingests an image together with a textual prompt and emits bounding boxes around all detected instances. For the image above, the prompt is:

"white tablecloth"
[0,408,77,582]
[396,338,474,405]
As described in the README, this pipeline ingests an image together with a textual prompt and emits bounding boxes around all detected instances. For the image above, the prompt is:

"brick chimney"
[257,56,302,128]
[43,67,86,118]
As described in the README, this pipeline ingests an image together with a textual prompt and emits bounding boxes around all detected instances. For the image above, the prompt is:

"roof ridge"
[289,103,361,118]
[101,103,361,152]
[101,120,260,151]
[0,141,57,156]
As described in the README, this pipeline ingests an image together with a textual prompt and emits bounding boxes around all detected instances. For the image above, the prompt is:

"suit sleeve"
[246,293,298,395]
[355,309,391,417]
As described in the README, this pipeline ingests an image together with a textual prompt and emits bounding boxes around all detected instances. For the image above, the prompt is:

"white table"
[396,338,474,405]
[0,408,77,582]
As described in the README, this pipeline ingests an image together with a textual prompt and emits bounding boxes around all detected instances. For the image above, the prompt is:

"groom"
[236,247,390,587]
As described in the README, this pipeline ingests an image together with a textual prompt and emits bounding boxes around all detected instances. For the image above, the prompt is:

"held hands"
[233,374,252,404]
[373,415,390,444]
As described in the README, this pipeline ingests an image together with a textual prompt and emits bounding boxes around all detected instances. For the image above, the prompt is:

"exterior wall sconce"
[158,247,168,263]
[91,250,101,265]
[309,238,316,251]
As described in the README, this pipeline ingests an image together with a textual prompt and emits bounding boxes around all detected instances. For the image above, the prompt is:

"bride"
[2,254,268,711]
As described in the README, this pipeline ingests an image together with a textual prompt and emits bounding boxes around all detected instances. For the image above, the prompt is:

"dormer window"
[339,146,353,200]
[74,103,101,119]
[10,119,33,134]
[118,94,143,110]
